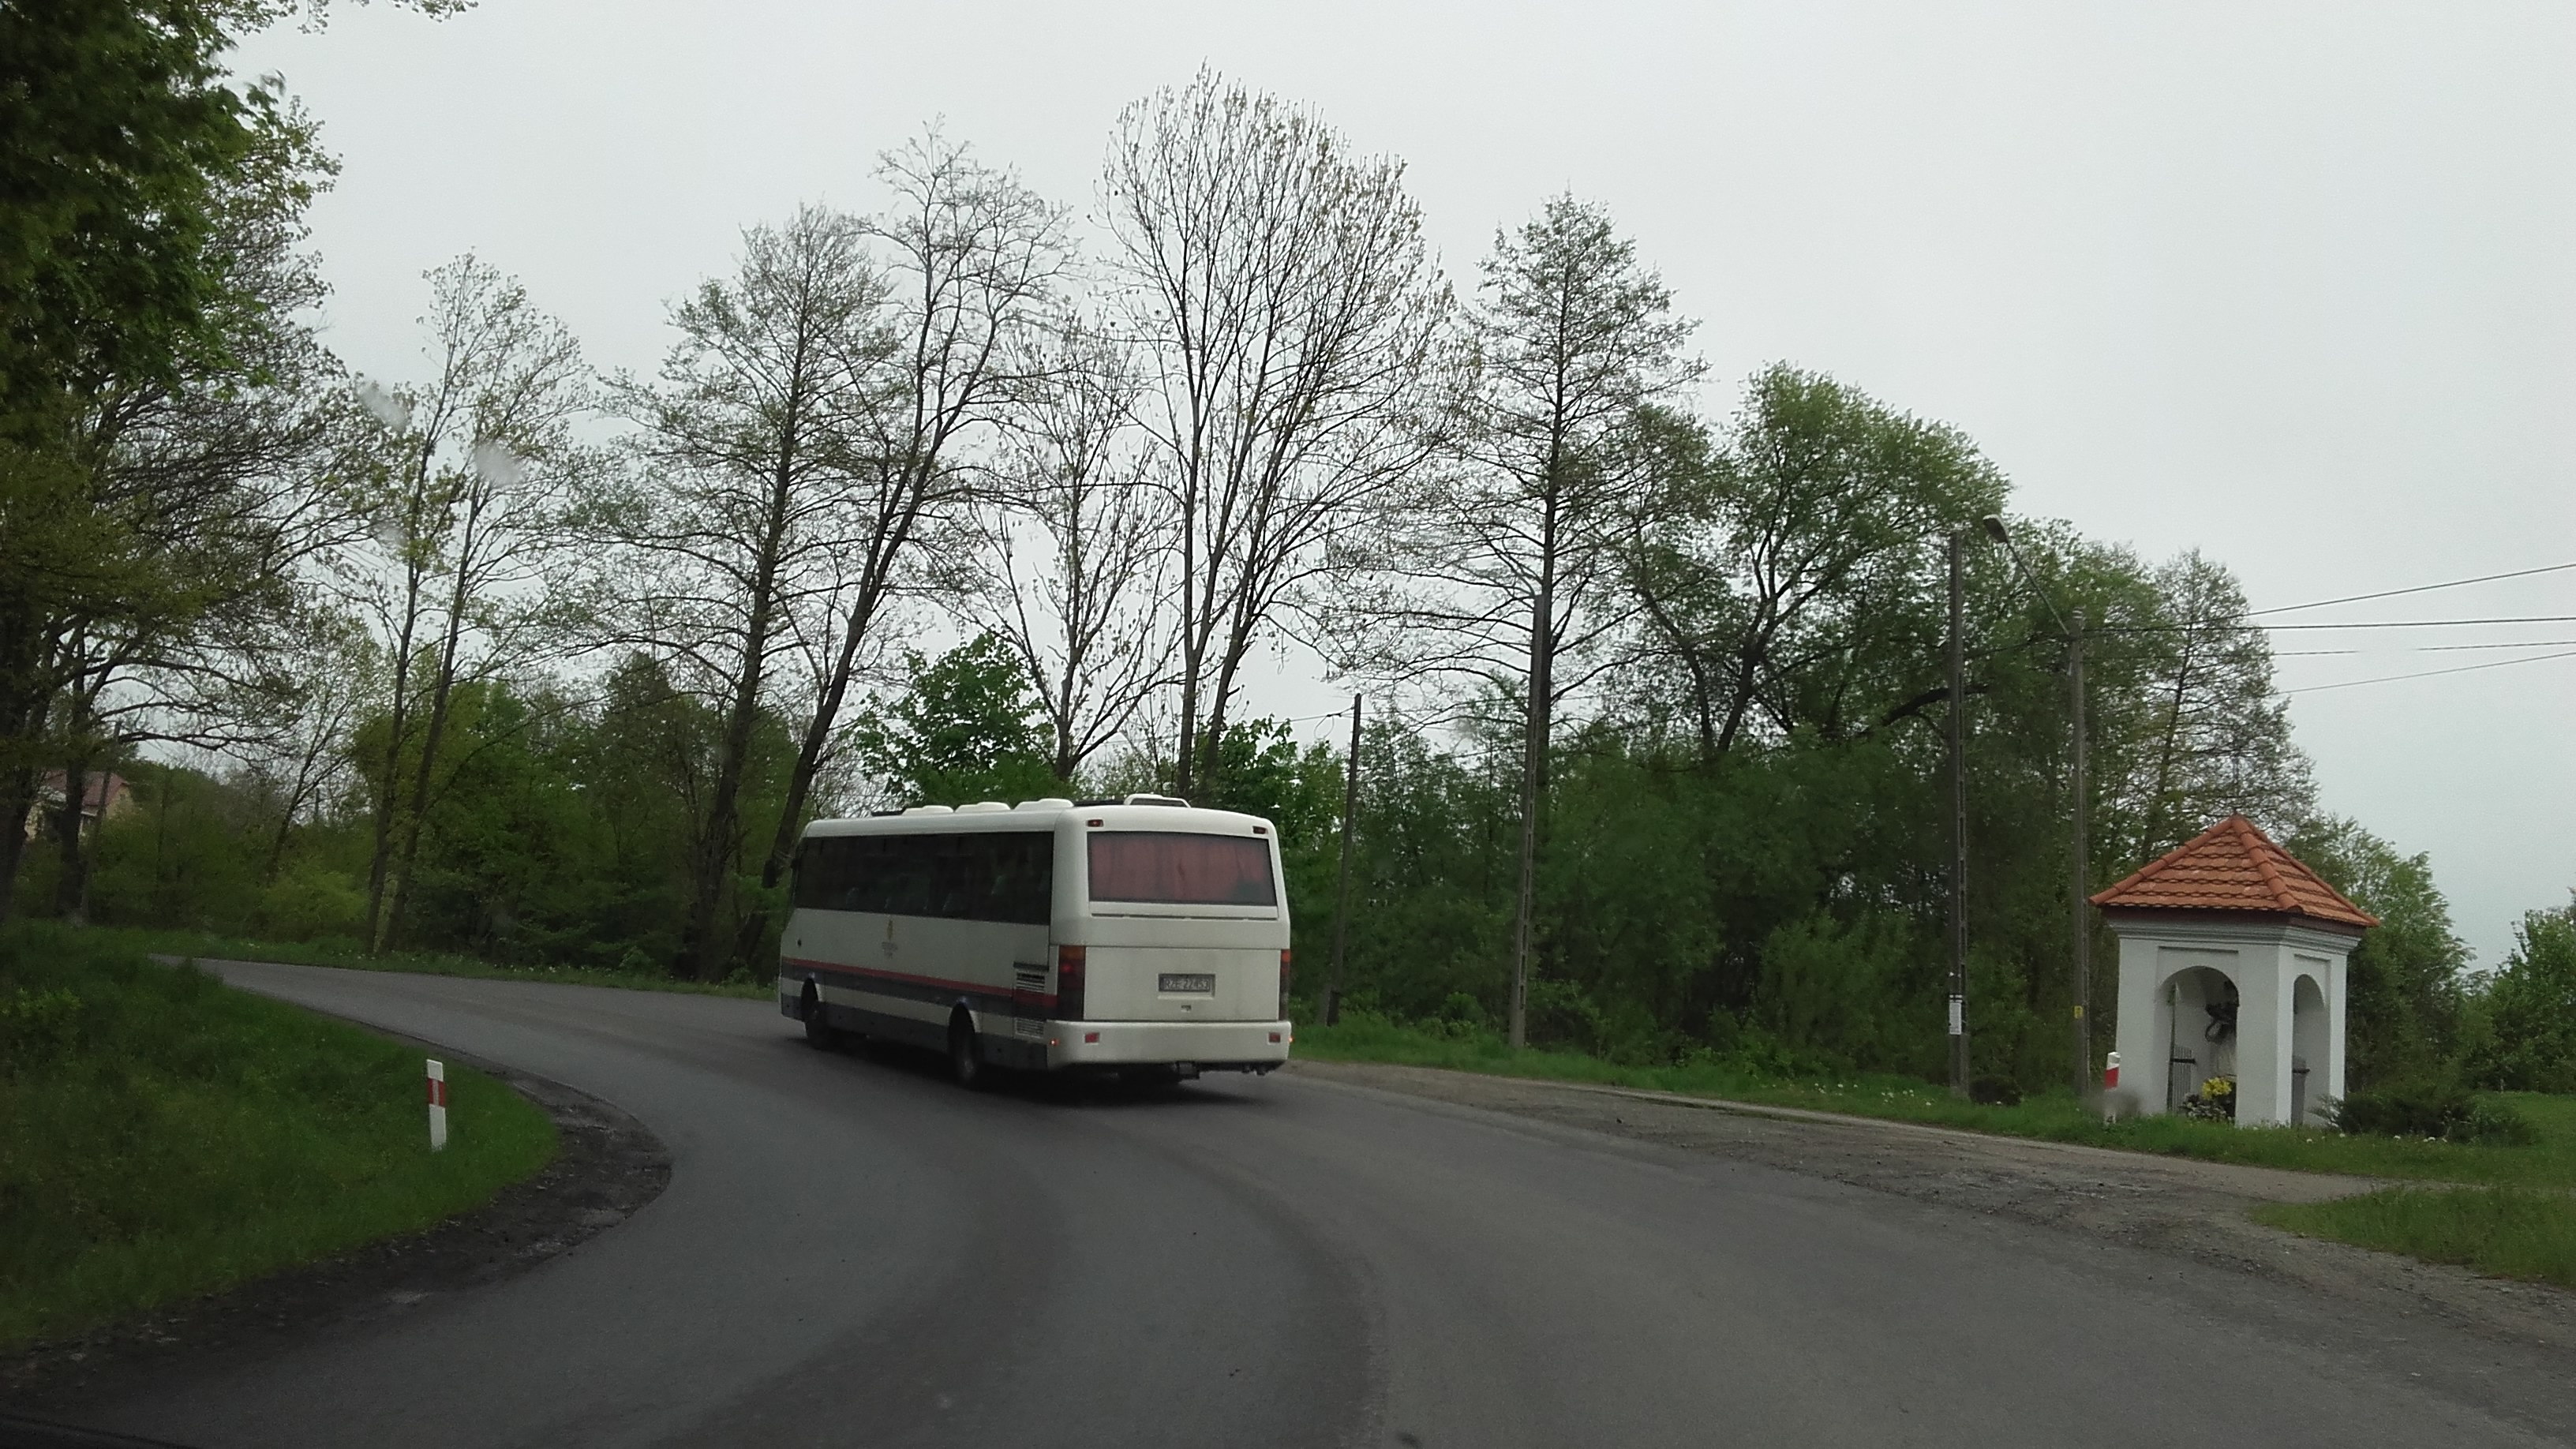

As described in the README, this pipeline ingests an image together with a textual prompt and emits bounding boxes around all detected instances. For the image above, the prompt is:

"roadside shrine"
[2095,815,2377,1125]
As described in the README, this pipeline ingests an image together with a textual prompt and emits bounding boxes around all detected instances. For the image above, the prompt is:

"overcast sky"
[235,1,2575,968]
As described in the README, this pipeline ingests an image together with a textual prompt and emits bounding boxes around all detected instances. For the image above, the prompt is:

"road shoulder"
[1286,1058,2576,1350]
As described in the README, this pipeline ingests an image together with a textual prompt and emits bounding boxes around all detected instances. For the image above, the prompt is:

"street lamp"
[1980,515,2094,1103]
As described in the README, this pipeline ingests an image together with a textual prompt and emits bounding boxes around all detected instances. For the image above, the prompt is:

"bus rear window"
[1087,832,1276,907]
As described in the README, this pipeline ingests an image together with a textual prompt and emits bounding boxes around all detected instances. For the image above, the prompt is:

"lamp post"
[1979,515,2092,1102]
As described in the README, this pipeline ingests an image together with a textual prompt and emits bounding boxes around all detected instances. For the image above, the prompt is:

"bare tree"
[1103,69,1451,798]
[595,205,895,980]
[735,133,1069,963]
[1335,197,1698,1048]
[2116,549,2315,859]
[237,605,375,876]
[341,256,590,951]
[959,313,1171,782]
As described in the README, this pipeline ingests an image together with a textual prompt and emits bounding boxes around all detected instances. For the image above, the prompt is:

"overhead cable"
[2285,646,2576,696]
[2246,560,2576,617]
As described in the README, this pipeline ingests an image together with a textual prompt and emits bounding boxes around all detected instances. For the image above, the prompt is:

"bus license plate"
[1158,972,1215,994]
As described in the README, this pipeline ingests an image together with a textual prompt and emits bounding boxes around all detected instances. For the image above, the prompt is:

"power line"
[2277,638,2576,657]
[2096,614,2576,635]
[2264,615,2576,631]
[2286,646,2576,695]
[2247,560,2576,617]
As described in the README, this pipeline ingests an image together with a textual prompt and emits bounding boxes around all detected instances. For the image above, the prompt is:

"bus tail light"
[1279,949,1293,1019]
[1056,945,1087,1020]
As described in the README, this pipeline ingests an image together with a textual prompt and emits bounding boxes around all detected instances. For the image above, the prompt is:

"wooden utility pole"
[1323,696,1361,1026]
[2069,609,2091,1100]
[1948,530,1971,1099]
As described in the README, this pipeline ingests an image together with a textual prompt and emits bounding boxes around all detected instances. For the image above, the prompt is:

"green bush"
[0,987,86,1067]
[2331,1081,2473,1138]
[2329,1081,2536,1144]
[1970,1073,2023,1106]
[2461,1098,2542,1147]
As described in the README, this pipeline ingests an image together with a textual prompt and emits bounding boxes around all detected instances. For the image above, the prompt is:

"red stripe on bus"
[784,956,1056,1005]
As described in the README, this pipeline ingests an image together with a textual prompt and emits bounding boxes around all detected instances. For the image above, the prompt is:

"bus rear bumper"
[1044,1019,1291,1070]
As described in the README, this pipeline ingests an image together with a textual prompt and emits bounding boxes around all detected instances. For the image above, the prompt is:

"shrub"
[2460,1098,2540,1147]
[0,987,85,1069]
[2323,1080,2532,1144]
[2330,1081,2468,1137]
[1523,977,1607,1054]
[1970,1074,2022,1106]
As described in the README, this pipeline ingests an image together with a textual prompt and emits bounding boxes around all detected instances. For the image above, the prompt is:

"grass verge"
[1294,1013,2576,1190]
[0,922,559,1350]
[2256,1187,2576,1290]
[81,925,773,1002]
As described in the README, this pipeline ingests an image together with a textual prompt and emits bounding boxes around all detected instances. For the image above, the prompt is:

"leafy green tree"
[1619,365,2004,758]
[2470,901,2576,1092]
[853,635,1060,807]
[0,0,459,924]
[2286,816,2469,1086]
[341,256,590,953]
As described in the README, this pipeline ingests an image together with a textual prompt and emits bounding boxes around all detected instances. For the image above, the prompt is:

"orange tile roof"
[2089,814,2378,929]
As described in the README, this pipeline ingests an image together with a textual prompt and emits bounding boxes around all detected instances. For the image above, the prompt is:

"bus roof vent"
[1124,793,1189,808]
[955,801,1010,813]
[903,804,954,815]
[1013,798,1074,811]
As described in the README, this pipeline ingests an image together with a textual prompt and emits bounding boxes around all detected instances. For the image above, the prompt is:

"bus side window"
[837,836,871,913]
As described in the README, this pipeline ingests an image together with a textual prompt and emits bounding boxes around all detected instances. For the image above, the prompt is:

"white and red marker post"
[426,1058,449,1151]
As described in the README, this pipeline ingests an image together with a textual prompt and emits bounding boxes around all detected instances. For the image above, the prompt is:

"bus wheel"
[948,1011,987,1090]
[802,987,837,1050]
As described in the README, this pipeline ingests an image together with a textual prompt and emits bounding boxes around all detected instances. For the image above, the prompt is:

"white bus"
[777,795,1294,1087]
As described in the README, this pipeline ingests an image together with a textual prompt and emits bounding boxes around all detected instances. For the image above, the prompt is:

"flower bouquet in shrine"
[2181,1075,2237,1122]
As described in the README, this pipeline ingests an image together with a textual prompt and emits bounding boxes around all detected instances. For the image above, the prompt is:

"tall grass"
[2257,1187,2576,1289]
[0,923,558,1349]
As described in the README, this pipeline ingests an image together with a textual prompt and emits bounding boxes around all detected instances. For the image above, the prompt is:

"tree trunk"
[363,578,425,954]
[384,565,474,951]
[0,767,33,925]
[740,569,893,972]
[1509,554,1556,1051]
[684,557,785,982]
[51,758,92,925]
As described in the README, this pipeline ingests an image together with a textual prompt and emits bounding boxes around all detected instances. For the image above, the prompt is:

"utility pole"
[1978,515,2090,1103]
[1948,530,1971,1099]
[2069,609,2091,1101]
[1323,696,1361,1027]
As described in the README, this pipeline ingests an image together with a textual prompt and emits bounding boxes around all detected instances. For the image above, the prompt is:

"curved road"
[73,962,2563,1447]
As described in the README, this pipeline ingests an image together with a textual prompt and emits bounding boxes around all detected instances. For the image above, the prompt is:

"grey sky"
[238,1,2576,968]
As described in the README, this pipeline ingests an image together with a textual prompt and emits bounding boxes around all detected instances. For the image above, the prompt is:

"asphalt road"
[70,963,2567,1448]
